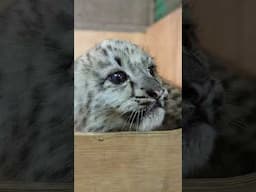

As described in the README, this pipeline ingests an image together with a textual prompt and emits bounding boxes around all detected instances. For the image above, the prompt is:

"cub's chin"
[139,107,165,131]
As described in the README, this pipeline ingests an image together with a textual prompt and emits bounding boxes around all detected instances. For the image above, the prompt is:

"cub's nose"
[146,89,163,99]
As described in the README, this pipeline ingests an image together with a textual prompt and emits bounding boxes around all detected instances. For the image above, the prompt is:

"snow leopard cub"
[75,40,181,132]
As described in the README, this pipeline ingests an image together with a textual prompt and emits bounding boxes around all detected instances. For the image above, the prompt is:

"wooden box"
[75,130,181,192]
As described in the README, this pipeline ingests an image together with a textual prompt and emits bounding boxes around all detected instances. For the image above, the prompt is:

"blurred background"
[75,0,181,87]
[189,0,256,77]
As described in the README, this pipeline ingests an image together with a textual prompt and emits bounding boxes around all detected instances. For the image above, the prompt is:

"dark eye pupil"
[108,71,128,84]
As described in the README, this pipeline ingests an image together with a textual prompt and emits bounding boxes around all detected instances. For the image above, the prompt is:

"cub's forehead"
[96,39,152,60]
[99,39,138,50]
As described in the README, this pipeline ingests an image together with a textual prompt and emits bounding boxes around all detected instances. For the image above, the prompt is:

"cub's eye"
[148,66,155,76]
[107,71,128,84]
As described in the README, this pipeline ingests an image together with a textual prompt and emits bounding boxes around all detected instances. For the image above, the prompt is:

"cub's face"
[75,40,168,131]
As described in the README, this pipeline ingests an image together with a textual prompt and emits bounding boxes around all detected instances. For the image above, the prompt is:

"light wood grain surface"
[145,8,182,86]
[75,130,181,192]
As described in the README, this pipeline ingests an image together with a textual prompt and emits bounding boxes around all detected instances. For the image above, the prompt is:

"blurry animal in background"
[183,0,256,178]
[0,0,73,182]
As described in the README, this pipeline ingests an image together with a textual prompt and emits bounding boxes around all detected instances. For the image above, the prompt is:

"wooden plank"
[183,173,256,192]
[0,182,73,192]
[74,30,145,59]
[75,0,152,32]
[145,8,182,86]
[75,130,181,192]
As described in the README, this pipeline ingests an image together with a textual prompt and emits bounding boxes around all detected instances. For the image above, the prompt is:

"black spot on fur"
[114,56,122,66]
[102,48,108,56]
[85,92,93,121]
[107,45,112,51]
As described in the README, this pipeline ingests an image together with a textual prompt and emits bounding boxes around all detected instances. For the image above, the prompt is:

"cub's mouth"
[124,100,164,124]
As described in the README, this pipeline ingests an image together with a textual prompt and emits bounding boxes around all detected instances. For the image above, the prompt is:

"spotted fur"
[75,40,181,132]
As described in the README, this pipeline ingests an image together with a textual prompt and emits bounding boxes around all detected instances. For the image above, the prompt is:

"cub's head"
[75,40,168,132]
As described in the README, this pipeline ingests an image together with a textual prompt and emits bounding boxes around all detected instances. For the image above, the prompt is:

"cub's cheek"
[159,99,165,108]
[163,88,169,98]
[119,82,132,99]
[127,81,135,96]
[99,83,132,107]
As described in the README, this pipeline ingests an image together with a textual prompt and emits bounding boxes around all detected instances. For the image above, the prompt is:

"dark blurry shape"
[182,46,223,177]
[183,172,256,192]
[183,0,256,180]
[0,182,73,191]
[183,0,223,178]
[182,0,197,50]
[0,0,73,187]
[190,0,256,77]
